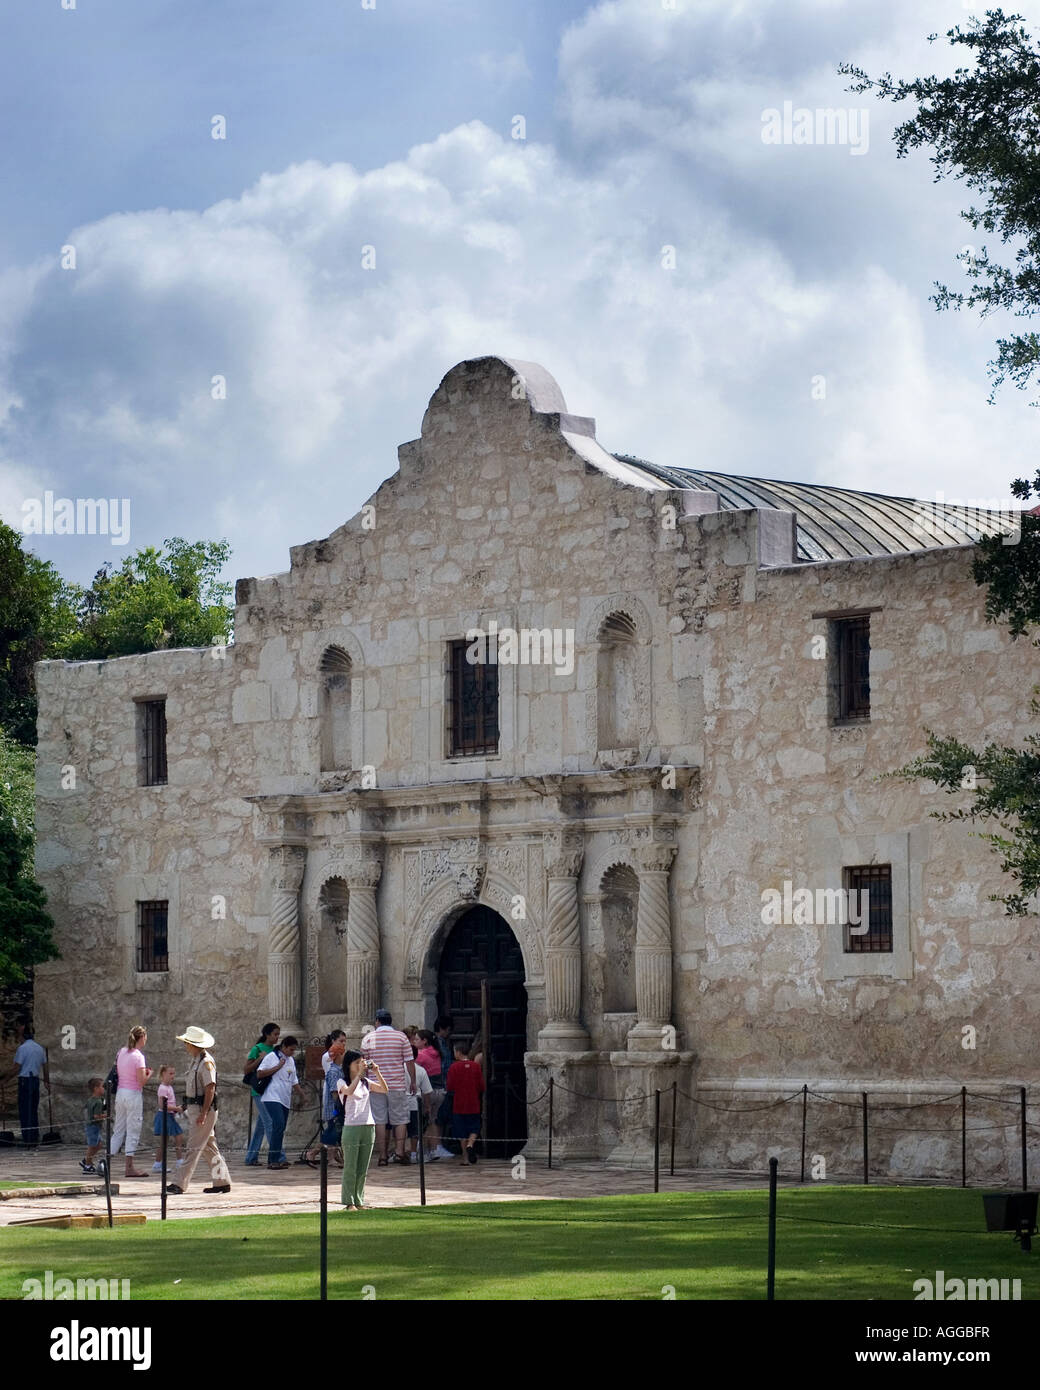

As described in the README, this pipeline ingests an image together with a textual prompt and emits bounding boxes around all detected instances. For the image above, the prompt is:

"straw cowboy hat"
[175,1026,215,1049]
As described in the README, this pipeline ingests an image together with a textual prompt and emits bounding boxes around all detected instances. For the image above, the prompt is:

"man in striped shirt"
[361,1009,417,1165]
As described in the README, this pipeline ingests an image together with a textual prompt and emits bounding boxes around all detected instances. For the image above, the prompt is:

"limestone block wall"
[32,647,269,1125]
[669,507,1040,1105]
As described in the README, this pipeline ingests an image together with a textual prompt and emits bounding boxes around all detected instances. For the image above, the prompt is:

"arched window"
[596,612,639,751]
[320,646,352,772]
[317,877,350,1015]
[601,864,638,1014]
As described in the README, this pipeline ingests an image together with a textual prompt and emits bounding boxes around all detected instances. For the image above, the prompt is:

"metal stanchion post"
[103,1079,113,1229]
[547,1077,554,1171]
[862,1092,869,1186]
[961,1086,967,1189]
[670,1081,676,1177]
[767,1156,778,1301]
[1021,1087,1028,1192]
[800,1084,808,1184]
[161,1096,168,1221]
[320,1145,328,1301]
[653,1090,660,1194]
[417,1098,426,1208]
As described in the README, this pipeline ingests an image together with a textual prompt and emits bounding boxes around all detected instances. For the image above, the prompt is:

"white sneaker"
[434,1145,453,1159]
[151,1162,163,1173]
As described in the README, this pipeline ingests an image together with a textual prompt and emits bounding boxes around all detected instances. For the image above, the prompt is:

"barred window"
[832,615,870,722]
[448,638,499,757]
[843,865,892,953]
[136,900,169,973]
[137,699,168,785]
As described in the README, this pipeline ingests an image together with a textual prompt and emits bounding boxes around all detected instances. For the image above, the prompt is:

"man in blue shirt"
[7,1025,49,1147]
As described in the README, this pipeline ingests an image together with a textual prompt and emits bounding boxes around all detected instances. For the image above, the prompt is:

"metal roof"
[613,457,1019,563]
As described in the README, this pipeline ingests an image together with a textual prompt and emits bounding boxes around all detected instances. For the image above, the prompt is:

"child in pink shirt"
[152,1065,185,1171]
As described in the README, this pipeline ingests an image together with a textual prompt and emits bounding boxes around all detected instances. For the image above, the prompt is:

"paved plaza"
[0,1142,777,1224]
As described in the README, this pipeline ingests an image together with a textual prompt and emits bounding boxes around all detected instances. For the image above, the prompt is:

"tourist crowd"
[2,1009,486,1210]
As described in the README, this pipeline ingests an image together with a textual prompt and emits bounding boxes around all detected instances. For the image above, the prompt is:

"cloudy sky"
[1,0,1036,584]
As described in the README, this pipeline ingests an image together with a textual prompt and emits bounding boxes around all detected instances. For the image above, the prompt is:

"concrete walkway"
[0,1142,772,1224]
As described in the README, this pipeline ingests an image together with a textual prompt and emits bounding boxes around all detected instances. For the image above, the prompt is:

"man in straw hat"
[165,1026,231,1195]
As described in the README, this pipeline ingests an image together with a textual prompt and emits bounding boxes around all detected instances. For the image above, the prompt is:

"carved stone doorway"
[437,905,527,1158]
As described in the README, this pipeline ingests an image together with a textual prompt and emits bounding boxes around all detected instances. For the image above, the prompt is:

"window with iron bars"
[136,900,169,973]
[832,615,870,722]
[447,638,499,757]
[137,699,168,785]
[843,865,892,953]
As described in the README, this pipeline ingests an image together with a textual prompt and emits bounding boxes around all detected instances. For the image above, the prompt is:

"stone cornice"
[249,766,696,824]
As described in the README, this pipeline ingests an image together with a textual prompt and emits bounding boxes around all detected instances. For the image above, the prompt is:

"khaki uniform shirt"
[185,1051,217,1107]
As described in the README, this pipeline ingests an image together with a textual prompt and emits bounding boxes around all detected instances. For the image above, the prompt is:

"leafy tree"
[0,746,56,989]
[0,521,77,744]
[848,12,1040,910]
[841,9,1040,401]
[57,537,233,661]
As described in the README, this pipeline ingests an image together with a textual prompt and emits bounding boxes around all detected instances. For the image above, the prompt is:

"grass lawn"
[1,1187,1037,1300]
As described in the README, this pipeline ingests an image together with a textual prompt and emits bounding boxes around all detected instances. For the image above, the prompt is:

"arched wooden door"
[437,905,527,1158]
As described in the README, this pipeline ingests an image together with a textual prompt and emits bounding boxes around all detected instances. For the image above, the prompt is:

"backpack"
[243,1049,279,1095]
[243,1050,276,1095]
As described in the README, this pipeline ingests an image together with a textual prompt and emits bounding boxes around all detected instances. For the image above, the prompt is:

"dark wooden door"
[438,906,527,1158]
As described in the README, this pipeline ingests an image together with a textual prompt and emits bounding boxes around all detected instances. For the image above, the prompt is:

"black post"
[653,1090,661,1193]
[670,1081,677,1178]
[800,1084,808,1184]
[1021,1087,1028,1192]
[103,1078,113,1229]
[547,1077,554,1171]
[319,1145,328,1301]
[961,1087,967,1189]
[862,1092,869,1186]
[767,1156,778,1301]
[160,1096,168,1221]
[417,1098,426,1208]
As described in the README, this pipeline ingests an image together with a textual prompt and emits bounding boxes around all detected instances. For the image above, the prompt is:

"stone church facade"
[33,356,1036,1178]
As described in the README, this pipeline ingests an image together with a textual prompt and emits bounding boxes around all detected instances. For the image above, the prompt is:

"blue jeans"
[262,1101,289,1165]
[245,1094,273,1164]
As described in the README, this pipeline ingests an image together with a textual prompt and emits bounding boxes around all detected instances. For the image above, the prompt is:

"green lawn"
[1,1187,1037,1300]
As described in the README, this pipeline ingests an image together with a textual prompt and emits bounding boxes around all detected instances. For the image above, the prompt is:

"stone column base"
[626,1021,680,1053]
[522,1050,602,1162]
[536,1023,591,1053]
[607,1050,695,1166]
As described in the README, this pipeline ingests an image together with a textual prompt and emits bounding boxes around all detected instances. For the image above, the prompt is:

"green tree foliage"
[849,12,1040,911]
[0,521,77,745]
[842,9,1040,401]
[0,732,56,988]
[57,537,233,661]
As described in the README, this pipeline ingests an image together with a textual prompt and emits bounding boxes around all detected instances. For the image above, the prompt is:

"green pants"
[341,1125,376,1208]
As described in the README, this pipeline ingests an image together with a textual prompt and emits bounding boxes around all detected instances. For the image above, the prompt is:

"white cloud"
[1,0,1037,581]
[476,47,532,85]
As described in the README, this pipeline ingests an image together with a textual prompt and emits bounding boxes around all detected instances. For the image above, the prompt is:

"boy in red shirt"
[446,1043,485,1165]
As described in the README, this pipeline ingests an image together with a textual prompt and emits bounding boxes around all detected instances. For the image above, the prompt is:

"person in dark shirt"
[445,1042,485,1166]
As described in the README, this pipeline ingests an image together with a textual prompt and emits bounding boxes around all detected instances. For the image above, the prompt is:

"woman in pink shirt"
[109,1024,152,1177]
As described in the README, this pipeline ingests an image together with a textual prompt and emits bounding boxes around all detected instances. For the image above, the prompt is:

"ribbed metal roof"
[614,456,1018,563]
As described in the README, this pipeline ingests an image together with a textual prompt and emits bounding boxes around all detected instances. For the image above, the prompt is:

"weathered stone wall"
[32,356,1039,1176]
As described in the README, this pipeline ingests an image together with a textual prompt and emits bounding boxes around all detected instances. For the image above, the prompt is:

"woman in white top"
[336,1051,388,1211]
[255,1036,301,1170]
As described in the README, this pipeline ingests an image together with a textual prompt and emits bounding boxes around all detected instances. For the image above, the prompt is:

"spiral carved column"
[345,858,383,1045]
[268,845,307,1033]
[537,830,589,1052]
[628,840,677,1051]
